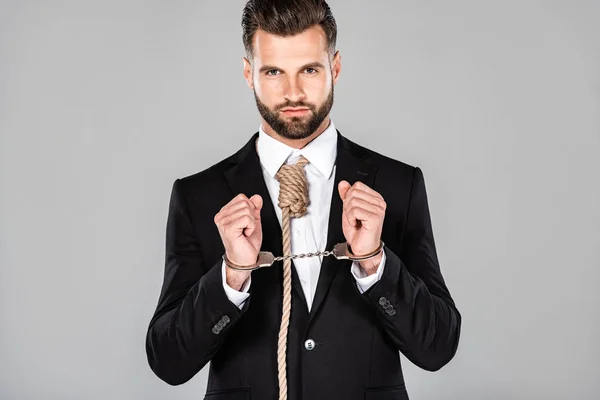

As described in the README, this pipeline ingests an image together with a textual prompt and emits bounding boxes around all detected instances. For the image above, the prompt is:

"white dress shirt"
[222,120,386,311]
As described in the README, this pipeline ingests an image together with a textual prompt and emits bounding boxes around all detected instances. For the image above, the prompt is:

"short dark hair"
[241,0,337,60]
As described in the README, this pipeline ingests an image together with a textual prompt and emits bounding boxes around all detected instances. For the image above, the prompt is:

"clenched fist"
[214,193,263,290]
[338,180,386,274]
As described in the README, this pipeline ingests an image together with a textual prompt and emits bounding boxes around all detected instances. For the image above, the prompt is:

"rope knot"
[275,156,310,218]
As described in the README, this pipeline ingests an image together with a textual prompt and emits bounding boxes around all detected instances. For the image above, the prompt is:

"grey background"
[1,0,599,399]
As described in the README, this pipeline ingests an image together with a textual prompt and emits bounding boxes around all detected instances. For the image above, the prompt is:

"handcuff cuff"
[223,240,385,271]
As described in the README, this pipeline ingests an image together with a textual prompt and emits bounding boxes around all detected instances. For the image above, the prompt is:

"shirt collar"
[256,119,337,179]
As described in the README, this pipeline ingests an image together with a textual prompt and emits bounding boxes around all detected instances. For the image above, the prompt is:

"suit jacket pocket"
[365,384,409,400]
[204,387,250,400]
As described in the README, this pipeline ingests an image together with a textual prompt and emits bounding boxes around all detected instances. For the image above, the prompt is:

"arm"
[360,167,462,371]
[145,179,252,385]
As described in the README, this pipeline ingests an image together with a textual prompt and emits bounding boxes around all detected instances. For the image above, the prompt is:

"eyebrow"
[258,62,326,74]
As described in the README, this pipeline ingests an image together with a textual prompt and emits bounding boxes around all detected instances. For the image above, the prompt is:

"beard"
[253,84,334,140]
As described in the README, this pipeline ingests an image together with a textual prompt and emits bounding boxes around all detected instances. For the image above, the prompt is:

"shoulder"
[174,133,256,192]
[340,132,420,180]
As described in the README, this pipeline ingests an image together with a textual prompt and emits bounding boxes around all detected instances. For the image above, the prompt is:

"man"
[145,1,461,399]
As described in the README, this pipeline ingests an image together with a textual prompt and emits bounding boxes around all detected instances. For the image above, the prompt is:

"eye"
[266,69,280,76]
[305,67,317,74]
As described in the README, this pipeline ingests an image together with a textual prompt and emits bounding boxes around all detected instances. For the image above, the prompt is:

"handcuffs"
[223,240,385,271]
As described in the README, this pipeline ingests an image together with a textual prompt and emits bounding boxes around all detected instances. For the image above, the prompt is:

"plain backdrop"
[1,1,599,399]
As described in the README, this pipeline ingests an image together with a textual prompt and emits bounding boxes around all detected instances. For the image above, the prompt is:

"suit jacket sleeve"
[145,179,252,385]
[361,166,461,371]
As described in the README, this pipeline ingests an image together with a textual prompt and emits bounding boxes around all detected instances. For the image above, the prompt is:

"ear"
[331,50,341,85]
[242,56,254,90]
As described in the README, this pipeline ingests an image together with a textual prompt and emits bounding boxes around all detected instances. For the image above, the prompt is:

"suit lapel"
[307,130,378,326]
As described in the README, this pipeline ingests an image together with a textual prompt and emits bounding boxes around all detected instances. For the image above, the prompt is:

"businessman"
[146,1,461,399]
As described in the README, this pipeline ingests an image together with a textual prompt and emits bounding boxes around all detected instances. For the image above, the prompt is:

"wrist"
[358,253,383,276]
[226,268,251,291]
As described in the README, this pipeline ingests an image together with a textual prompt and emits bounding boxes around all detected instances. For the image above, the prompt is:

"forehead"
[252,25,328,66]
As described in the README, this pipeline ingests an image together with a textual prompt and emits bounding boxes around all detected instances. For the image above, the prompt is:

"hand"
[338,181,386,273]
[214,193,263,290]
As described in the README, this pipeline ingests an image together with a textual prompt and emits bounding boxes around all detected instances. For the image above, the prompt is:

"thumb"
[338,180,351,200]
[249,194,263,212]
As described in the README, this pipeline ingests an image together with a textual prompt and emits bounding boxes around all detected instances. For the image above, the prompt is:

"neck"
[261,117,331,149]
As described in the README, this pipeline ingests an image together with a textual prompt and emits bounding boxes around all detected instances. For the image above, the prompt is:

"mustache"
[275,101,315,111]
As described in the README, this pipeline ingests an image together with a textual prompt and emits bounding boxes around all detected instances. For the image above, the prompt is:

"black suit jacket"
[146,130,461,400]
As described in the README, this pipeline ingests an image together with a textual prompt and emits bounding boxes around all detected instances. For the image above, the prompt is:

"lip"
[280,107,310,116]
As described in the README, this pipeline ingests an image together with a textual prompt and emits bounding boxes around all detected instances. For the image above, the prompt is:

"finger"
[226,213,257,238]
[215,195,255,223]
[224,199,257,219]
[216,195,246,221]
[224,205,261,237]
[344,187,386,210]
[351,181,384,205]
[338,180,351,200]
[221,209,257,236]
[346,206,379,230]
[344,197,384,217]
[249,194,263,211]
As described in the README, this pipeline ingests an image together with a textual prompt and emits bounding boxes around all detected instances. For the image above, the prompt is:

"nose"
[283,76,305,103]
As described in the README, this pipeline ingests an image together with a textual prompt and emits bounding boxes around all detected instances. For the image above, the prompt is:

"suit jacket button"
[212,326,220,334]
[388,309,396,316]
[304,339,315,351]
[222,315,230,323]
[379,297,387,306]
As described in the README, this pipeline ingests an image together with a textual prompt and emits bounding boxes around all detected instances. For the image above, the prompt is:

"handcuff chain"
[223,240,384,271]
[273,250,334,262]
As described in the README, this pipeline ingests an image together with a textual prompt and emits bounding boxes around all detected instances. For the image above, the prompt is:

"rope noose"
[274,154,310,400]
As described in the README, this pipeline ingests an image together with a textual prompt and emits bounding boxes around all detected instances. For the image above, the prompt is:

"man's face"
[243,25,341,140]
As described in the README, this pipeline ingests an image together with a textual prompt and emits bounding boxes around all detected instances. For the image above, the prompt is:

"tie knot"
[275,155,310,218]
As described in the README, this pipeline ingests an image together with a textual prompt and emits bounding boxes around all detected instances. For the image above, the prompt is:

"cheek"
[254,78,284,102]
[304,76,331,99]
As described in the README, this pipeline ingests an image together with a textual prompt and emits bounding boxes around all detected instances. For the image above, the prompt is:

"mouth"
[280,107,310,116]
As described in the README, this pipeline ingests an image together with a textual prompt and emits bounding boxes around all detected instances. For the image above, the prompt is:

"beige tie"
[274,154,310,400]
